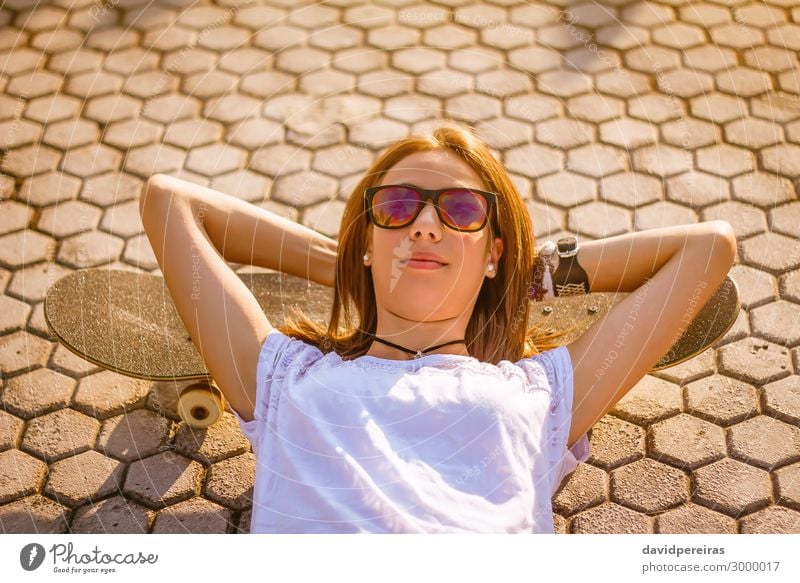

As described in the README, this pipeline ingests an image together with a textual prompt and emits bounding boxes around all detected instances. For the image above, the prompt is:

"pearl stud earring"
[363,254,369,261]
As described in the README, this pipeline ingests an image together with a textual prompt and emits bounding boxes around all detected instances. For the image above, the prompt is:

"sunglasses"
[364,184,498,233]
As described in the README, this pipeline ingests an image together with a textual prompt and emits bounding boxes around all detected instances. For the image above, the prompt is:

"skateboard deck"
[45,269,739,426]
[528,276,740,371]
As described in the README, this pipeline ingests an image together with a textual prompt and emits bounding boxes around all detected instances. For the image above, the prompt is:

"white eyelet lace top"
[232,330,591,534]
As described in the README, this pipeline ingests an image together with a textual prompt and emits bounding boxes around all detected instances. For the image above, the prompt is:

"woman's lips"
[403,259,447,270]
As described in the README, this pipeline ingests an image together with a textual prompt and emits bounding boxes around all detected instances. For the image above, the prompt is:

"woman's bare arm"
[139,173,338,422]
[565,220,737,448]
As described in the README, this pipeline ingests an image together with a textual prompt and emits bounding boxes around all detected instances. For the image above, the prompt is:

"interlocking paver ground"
[1,0,799,534]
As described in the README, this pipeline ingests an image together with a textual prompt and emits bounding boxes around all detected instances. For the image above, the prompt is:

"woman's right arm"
[139,173,338,422]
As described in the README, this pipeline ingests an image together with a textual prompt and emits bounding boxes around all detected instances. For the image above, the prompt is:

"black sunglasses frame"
[364,184,499,233]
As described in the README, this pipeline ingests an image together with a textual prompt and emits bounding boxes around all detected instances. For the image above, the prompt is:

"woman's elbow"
[697,220,738,270]
[140,174,182,226]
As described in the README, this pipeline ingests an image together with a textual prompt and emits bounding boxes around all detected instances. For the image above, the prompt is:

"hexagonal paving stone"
[586,415,645,470]
[0,331,52,376]
[72,370,150,420]
[0,118,40,148]
[0,230,55,268]
[124,451,204,509]
[445,93,501,123]
[152,496,233,533]
[742,232,800,274]
[633,144,693,178]
[611,376,682,426]
[173,412,250,465]
[719,337,791,386]
[97,409,172,463]
[599,118,657,150]
[0,493,70,533]
[740,506,800,534]
[770,201,800,241]
[141,94,201,124]
[662,118,719,149]
[725,118,784,149]
[0,409,23,451]
[57,230,125,269]
[17,171,81,208]
[99,200,144,239]
[610,458,689,514]
[568,202,631,238]
[472,118,531,150]
[0,201,33,236]
[104,118,163,150]
[21,408,99,462]
[204,452,255,511]
[552,462,606,517]
[685,374,759,426]
[690,93,748,124]
[0,448,47,504]
[1,367,76,419]
[61,143,122,179]
[571,502,653,533]
[567,93,623,124]
[271,171,338,208]
[692,458,772,518]
[0,144,61,177]
[697,144,755,178]
[634,201,698,231]
[185,143,247,177]
[701,200,766,239]
[666,171,729,209]
[210,170,272,204]
[733,172,795,209]
[0,293,30,334]
[250,144,311,177]
[728,416,800,471]
[81,172,144,207]
[350,118,409,150]
[750,300,800,347]
[656,503,737,534]
[775,462,800,510]
[537,118,593,149]
[503,144,564,179]
[763,375,800,426]
[537,172,596,208]
[731,264,777,309]
[782,268,800,305]
[70,495,154,534]
[37,200,101,238]
[312,144,374,180]
[567,144,626,179]
[6,261,72,303]
[761,144,800,179]
[44,449,125,508]
[49,343,100,377]
[84,94,142,125]
[650,413,726,470]
[124,143,187,177]
[304,199,347,239]
[227,118,283,150]
[600,172,662,209]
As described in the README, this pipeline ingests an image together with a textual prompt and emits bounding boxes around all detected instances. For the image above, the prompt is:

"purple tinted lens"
[439,189,489,231]
[372,186,420,227]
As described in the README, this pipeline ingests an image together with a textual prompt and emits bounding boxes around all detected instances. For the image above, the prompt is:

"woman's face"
[364,149,503,323]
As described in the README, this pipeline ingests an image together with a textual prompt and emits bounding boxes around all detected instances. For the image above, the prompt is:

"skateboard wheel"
[177,383,224,429]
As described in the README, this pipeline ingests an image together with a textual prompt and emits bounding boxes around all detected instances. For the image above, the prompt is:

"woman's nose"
[410,202,443,237]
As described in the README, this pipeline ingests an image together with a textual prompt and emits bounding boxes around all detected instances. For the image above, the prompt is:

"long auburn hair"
[277,121,568,364]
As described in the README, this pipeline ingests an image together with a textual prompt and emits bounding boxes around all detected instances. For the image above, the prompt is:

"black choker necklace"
[362,331,466,360]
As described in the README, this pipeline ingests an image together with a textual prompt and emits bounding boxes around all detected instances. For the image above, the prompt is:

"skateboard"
[45,269,334,429]
[45,269,739,428]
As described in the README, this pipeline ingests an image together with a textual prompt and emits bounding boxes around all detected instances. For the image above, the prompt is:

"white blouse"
[232,330,590,533]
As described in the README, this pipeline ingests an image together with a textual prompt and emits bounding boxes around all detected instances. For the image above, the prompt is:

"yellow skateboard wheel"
[177,383,225,429]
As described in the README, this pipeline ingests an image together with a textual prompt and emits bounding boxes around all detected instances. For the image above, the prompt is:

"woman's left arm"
[571,221,737,294]
[565,220,737,448]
